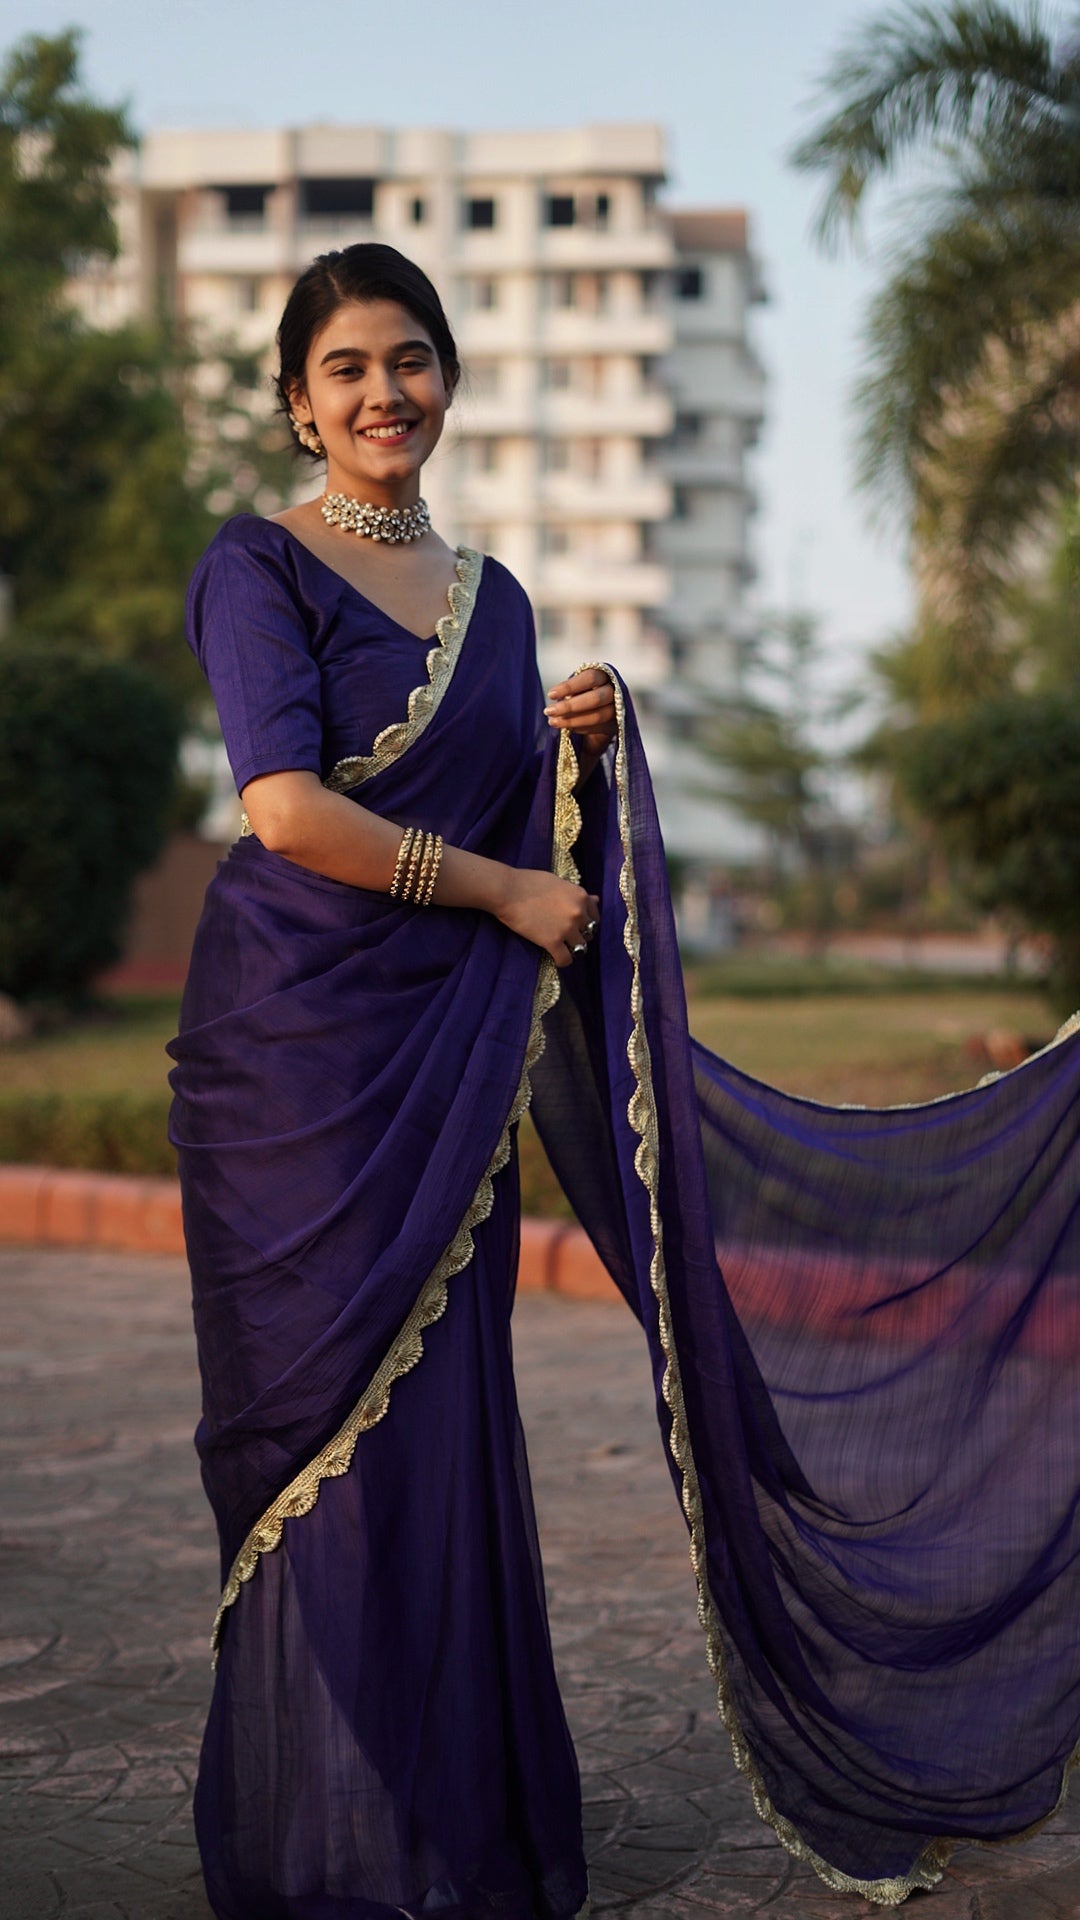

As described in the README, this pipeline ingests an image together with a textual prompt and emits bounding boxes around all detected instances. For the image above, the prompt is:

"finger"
[544,685,615,717]
[546,668,608,699]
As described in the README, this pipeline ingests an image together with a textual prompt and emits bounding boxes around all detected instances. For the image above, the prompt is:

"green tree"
[793,1,1080,673]
[0,647,180,1002]
[0,29,292,704]
[699,612,856,936]
[896,693,1080,1005]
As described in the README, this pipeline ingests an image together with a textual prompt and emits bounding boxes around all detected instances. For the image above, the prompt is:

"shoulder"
[187,515,302,613]
[185,516,311,660]
[471,551,535,622]
[190,512,293,583]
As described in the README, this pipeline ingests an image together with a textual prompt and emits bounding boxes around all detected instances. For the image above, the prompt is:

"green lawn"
[0,979,1061,1190]
[688,986,1056,1108]
[0,994,182,1096]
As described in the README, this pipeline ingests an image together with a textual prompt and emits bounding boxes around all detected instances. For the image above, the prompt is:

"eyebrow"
[319,339,435,366]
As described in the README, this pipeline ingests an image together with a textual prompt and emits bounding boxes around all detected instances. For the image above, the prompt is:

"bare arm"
[241,771,599,968]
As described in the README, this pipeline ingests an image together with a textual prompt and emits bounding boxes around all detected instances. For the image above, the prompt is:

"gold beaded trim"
[210,729,582,1664]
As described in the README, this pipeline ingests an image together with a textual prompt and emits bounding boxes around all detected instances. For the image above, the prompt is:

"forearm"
[240,772,512,915]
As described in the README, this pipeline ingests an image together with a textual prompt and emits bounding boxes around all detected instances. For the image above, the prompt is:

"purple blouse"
[185,513,484,796]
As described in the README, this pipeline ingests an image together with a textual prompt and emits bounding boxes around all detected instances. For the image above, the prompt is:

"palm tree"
[793,2,1080,689]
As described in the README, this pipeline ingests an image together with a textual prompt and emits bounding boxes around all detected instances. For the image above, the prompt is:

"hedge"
[0,1095,574,1219]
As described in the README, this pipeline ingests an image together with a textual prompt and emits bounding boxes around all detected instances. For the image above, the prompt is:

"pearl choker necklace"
[321,493,431,544]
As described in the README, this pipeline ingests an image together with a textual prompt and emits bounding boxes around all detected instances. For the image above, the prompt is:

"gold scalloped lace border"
[211,726,583,1665]
[597,664,960,1908]
[239,546,483,834]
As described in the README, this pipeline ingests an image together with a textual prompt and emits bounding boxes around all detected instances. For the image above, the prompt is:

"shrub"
[0,1090,175,1175]
[0,1093,576,1219]
[895,694,1080,1009]
[0,646,180,1002]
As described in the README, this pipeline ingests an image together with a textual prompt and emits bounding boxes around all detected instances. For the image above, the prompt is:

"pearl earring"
[289,414,325,457]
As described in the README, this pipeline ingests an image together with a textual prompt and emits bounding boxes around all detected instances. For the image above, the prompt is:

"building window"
[672,486,691,520]
[542,358,573,391]
[676,265,705,300]
[464,196,496,229]
[674,411,703,442]
[580,438,604,479]
[539,609,568,641]
[468,359,500,397]
[544,194,576,228]
[468,437,499,473]
[541,439,570,473]
[464,275,498,310]
[217,184,271,223]
[300,177,375,218]
[236,277,261,312]
[410,196,426,224]
[547,272,576,309]
[540,525,570,556]
[595,192,610,228]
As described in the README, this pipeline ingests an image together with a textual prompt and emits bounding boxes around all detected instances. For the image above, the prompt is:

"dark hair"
[275,243,460,457]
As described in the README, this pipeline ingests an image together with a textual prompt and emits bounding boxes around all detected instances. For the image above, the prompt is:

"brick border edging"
[0,1166,620,1301]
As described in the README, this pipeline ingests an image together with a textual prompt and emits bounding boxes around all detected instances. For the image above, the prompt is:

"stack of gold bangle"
[389,827,444,906]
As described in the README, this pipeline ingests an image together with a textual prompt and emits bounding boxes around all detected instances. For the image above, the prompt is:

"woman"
[170,243,1080,1918]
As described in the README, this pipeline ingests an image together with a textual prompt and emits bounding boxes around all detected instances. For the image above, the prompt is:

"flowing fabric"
[170,515,1080,1917]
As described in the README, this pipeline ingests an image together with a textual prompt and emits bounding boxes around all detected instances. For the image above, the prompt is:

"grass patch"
[0,980,1063,1195]
[686,954,1044,1000]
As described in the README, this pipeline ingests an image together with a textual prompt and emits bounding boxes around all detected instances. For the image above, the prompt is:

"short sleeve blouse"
[185,515,438,795]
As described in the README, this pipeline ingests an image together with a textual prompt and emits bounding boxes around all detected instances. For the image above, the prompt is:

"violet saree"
[169,513,1080,1919]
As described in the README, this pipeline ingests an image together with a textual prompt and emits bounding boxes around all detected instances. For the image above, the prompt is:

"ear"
[443,361,461,407]
[285,378,312,423]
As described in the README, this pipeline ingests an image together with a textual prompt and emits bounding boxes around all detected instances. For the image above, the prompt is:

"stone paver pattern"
[3,1248,1080,1919]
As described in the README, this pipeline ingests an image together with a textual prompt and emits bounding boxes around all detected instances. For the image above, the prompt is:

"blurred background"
[2,0,1078,1209]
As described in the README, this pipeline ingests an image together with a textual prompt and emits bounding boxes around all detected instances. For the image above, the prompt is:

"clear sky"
[8,0,925,671]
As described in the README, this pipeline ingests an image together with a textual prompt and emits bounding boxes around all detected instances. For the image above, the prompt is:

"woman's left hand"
[544,668,617,758]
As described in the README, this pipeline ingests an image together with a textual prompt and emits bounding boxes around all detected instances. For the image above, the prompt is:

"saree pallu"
[171,584,1080,1913]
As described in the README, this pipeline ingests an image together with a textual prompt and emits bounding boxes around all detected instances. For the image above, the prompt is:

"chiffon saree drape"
[170,527,1080,1918]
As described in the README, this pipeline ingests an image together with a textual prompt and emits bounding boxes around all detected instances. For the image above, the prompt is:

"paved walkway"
[3,1249,1080,1919]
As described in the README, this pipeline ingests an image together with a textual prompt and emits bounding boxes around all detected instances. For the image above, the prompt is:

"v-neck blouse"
[185,513,479,796]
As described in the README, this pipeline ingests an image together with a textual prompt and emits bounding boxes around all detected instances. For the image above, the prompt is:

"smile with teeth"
[360,421,416,441]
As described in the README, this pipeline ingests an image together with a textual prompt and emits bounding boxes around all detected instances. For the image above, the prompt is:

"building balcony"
[453,469,671,522]
[538,389,673,437]
[662,447,746,488]
[537,471,671,520]
[535,225,674,271]
[536,308,673,355]
[455,305,672,358]
[535,557,669,608]
[450,224,674,274]
[178,223,300,276]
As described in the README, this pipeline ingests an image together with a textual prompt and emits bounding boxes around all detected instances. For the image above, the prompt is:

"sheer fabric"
[171,517,1080,1914]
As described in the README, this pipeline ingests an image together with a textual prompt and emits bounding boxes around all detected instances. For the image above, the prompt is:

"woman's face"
[289,298,454,505]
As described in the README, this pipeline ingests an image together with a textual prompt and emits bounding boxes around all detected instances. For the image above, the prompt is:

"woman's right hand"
[495,869,600,967]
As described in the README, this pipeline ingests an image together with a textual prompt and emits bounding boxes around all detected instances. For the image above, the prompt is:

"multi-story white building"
[75,122,766,871]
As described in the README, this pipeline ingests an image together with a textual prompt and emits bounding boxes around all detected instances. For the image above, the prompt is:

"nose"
[363,363,405,410]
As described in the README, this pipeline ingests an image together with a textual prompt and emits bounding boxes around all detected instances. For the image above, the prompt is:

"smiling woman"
[168,241,1080,1920]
